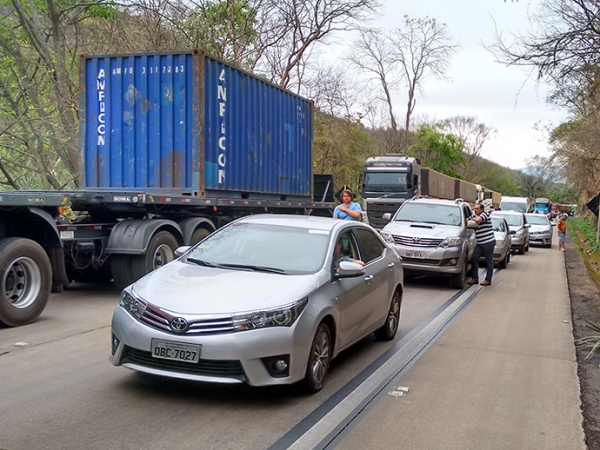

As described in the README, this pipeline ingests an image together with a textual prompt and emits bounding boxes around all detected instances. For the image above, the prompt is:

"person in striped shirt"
[467,203,496,286]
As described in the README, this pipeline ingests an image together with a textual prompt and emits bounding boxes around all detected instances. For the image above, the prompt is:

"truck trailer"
[0,50,334,327]
[360,154,479,229]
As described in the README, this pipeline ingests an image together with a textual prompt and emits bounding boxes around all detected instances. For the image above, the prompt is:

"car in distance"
[110,215,404,393]
[491,211,531,255]
[525,213,555,248]
[380,198,475,289]
[490,216,513,268]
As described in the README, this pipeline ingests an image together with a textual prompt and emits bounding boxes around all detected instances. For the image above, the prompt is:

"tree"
[408,124,466,178]
[518,155,560,198]
[437,116,496,181]
[348,17,459,153]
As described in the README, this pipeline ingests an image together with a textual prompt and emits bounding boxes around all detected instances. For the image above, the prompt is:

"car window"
[186,222,329,274]
[494,214,522,227]
[491,218,506,232]
[394,203,462,226]
[355,228,386,264]
[333,231,360,269]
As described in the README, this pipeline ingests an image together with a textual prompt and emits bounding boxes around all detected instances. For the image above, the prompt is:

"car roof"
[234,214,371,232]
[406,198,465,207]
[492,210,523,216]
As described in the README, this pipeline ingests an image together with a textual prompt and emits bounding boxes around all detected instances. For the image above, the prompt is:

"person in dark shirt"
[467,203,496,286]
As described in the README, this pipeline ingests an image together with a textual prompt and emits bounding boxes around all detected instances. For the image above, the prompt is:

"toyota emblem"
[412,237,421,243]
[170,317,189,333]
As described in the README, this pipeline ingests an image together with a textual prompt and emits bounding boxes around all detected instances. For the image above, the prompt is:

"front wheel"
[499,250,509,269]
[0,238,52,326]
[374,290,401,341]
[303,322,332,394]
[449,258,467,289]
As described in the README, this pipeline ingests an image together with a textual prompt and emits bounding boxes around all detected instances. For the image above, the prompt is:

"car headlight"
[439,237,462,248]
[381,231,395,244]
[119,290,147,318]
[233,298,308,331]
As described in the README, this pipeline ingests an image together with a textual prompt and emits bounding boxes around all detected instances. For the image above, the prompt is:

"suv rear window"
[394,203,462,226]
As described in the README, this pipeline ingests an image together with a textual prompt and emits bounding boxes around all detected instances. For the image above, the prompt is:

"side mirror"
[336,261,365,278]
[509,230,516,235]
[175,246,192,257]
[524,223,531,228]
[382,213,392,221]
[466,220,479,229]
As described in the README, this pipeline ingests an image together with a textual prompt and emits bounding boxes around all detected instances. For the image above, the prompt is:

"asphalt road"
[0,243,583,450]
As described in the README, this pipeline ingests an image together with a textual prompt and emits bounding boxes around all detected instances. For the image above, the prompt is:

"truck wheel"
[449,259,467,289]
[130,231,178,281]
[190,227,211,246]
[0,238,52,327]
[111,255,134,290]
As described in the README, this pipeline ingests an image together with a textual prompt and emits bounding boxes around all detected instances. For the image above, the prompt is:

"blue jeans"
[470,240,496,282]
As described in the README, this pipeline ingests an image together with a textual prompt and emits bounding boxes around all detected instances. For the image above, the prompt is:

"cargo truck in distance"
[360,154,480,230]
[0,50,335,327]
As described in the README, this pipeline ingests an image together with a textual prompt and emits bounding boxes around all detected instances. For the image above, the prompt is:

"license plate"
[151,339,201,363]
[60,230,74,239]
[405,250,426,259]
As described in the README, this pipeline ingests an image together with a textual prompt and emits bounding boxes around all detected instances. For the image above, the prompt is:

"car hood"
[530,224,551,233]
[131,260,319,315]
[383,221,461,238]
[507,224,524,232]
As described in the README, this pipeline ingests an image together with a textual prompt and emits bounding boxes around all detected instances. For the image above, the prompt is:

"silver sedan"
[491,216,512,268]
[110,215,404,393]
[525,213,554,248]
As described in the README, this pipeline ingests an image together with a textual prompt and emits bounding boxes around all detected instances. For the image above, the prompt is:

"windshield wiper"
[214,263,288,274]
[186,258,218,267]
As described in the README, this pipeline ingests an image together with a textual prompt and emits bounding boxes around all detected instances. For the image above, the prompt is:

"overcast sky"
[339,0,567,170]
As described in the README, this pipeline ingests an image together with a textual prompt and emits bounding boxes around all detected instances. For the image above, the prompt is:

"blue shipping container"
[79,50,313,199]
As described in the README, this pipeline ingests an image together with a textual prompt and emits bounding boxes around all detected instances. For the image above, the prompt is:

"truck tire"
[130,231,178,281]
[190,227,211,246]
[0,238,52,327]
[111,255,134,290]
[449,258,467,289]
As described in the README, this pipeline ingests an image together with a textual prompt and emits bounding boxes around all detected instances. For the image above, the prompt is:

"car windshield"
[491,217,506,232]
[527,215,550,225]
[185,222,329,275]
[494,214,522,226]
[499,201,527,213]
[394,203,462,226]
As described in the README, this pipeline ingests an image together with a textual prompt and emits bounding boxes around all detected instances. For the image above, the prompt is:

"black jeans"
[470,240,496,282]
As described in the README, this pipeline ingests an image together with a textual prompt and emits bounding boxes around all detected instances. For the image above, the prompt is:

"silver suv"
[380,198,476,289]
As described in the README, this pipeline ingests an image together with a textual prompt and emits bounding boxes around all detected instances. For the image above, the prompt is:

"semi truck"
[534,198,552,216]
[0,50,334,327]
[359,154,478,229]
[475,185,502,211]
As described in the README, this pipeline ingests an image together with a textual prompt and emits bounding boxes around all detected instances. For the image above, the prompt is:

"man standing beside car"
[467,203,496,286]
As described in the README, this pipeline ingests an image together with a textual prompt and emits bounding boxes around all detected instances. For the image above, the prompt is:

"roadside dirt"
[565,232,600,449]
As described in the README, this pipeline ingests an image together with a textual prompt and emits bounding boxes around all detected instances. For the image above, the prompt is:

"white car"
[525,213,555,248]
[110,215,404,393]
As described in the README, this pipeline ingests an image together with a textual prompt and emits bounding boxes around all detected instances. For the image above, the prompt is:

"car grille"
[391,235,443,247]
[401,257,442,265]
[139,303,235,335]
[121,346,246,379]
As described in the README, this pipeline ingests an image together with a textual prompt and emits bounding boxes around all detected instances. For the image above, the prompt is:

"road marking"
[270,269,492,450]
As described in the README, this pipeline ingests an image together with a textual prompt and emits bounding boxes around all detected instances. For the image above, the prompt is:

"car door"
[353,227,394,337]
[332,229,374,349]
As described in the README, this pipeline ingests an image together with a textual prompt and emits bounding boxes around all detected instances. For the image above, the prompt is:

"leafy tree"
[408,124,466,178]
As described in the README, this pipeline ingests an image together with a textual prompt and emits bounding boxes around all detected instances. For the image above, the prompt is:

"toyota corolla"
[110,215,404,393]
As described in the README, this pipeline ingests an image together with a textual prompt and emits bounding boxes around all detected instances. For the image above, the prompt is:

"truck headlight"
[381,231,395,244]
[439,237,462,248]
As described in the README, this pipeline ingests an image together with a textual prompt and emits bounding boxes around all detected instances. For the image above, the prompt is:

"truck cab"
[360,155,421,230]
